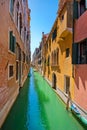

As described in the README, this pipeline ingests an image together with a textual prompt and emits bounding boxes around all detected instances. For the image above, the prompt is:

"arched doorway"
[52,73,56,89]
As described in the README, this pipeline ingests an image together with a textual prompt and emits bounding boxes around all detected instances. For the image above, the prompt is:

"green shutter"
[13,36,16,53]
[12,36,16,53]
[9,31,13,51]
[73,0,78,19]
[72,43,78,64]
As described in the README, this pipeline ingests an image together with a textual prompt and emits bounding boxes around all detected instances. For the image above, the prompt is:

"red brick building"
[72,0,87,112]
[0,0,31,127]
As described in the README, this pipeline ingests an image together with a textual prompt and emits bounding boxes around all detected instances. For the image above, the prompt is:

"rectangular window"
[9,65,13,78]
[9,31,16,53]
[66,48,70,58]
[78,40,87,64]
[61,14,64,21]
[52,28,57,41]
[19,47,21,61]
[72,39,87,64]
[65,76,70,94]
[22,63,24,75]
[78,0,86,17]
[80,0,86,16]
[16,61,19,80]
[16,43,19,60]
[23,52,25,62]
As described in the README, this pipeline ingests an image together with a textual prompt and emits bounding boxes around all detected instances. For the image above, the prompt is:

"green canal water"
[1,68,86,130]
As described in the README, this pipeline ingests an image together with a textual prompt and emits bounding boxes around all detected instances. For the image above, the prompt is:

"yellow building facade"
[43,0,74,101]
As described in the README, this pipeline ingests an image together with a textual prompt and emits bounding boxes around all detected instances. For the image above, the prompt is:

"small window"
[61,14,64,21]
[16,62,18,80]
[9,65,13,78]
[78,40,87,64]
[72,40,87,64]
[80,0,86,16]
[23,52,25,62]
[22,63,24,75]
[52,28,57,41]
[66,48,70,58]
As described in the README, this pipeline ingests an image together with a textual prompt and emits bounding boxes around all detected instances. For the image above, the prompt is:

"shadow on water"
[1,78,30,130]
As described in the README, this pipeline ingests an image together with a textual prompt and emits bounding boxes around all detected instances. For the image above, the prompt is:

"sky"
[28,0,58,58]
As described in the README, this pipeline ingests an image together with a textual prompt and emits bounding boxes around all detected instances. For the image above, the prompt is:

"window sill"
[8,75,14,80]
[65,57,70,59]
[8,50,16,55]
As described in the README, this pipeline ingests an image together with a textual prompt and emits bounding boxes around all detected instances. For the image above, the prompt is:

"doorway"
[52,73,56,89]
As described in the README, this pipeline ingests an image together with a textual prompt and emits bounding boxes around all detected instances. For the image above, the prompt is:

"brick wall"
[0,0,31,127]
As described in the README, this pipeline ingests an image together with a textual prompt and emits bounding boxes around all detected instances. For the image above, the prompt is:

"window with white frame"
[16,61,19,80]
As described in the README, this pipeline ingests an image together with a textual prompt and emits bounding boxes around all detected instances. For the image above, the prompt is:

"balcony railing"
[51,64,61,72]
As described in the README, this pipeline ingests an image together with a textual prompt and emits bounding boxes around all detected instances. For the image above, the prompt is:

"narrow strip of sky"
[28,0,58,57]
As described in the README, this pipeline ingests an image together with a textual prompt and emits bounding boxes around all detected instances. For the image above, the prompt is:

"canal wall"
[0,87,19,128]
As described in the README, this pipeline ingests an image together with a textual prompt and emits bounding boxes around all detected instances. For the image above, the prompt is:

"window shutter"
[13,36,16,53]
[73,0,78,19]
[72,43,78,64]
[9,31,13,51]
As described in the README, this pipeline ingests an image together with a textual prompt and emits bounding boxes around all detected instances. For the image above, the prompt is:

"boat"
[71,103,87,127]
[71,104,80,115]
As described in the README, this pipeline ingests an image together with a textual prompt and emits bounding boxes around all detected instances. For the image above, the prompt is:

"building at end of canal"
[0,0,31,127]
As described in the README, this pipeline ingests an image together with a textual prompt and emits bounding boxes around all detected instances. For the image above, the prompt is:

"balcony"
[51,64,61,72]
[58,2,72,40]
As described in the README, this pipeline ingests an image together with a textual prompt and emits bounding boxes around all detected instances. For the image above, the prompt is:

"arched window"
[56,48,59,65]
[16,2,19,27]
[20,13,22,35]
[54,51,56,65]
[48,56,50,66]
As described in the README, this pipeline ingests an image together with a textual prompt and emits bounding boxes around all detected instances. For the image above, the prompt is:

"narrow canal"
[1,68,86,130]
